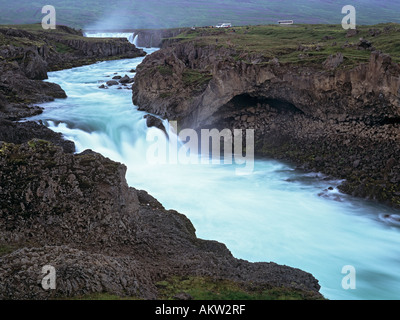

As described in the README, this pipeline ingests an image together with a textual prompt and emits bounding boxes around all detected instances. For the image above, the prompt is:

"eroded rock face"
[133,43,400,129]
[0,246,156,300]
[0,120,75,153]
[131,42,400,207]
[0,141,322,299]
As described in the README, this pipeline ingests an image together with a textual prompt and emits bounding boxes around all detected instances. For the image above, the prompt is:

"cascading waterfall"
[84,32,136,44]
[26,33,400,301]
[133,34,139,47]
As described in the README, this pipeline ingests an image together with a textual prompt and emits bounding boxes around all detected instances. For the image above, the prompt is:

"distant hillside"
[0,0,399,30]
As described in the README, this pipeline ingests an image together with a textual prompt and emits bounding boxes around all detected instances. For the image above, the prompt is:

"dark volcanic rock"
[144,114,167,135]
[0,120,75,153]
[118,75,131,84]
[0,141,322,299]
[106,80,119,86]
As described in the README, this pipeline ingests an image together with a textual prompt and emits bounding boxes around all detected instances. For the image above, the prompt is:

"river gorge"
[25,34,400,300]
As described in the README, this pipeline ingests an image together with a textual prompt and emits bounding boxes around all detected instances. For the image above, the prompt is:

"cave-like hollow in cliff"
[219,93,305,119]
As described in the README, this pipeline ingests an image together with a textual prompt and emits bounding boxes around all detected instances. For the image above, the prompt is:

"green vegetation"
[54,42,74,54]
[0,244,17,257]
[156,276,323,300]
[63,293,141,300]
[157,65,174,76]
[27,139,51,149]
[60,276,323,300]
[169,23,400,68]
[182,69,213,87]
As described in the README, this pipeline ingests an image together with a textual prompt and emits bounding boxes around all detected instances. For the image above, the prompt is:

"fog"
[0,0,399,30]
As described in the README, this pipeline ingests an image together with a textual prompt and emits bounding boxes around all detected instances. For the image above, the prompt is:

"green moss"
[78,178,93,190]
[54,42,74,54]
[58,292,142,300]
[0,244,17,257]
[156,276,323,300]
[157,65,174,76]
[159,92,173,98]
[27,139,51,149]
[182,69,212,87]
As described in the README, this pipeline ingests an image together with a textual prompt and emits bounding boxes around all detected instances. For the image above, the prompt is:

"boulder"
[119,75,131,84]
[106,80,119,86]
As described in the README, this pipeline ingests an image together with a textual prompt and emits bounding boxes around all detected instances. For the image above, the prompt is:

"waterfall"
[84,32,136,44]
[133,34,139,47]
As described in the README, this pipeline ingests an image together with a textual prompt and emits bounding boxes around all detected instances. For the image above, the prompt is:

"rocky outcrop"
[132,41,400,207]
[0,120,74,153]
[133,28,187,48]
[0,141,322,299]
[133,42,400,128]
[53,37,144,59]
[0,24,145,148]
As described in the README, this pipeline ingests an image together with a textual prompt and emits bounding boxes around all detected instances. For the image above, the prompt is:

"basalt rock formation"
[0,141,322,299]
[132,39,400,207]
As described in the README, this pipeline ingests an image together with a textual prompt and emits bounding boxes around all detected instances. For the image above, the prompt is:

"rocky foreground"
[132,24,400,208]
[0,141,321,299]
[0,25,323,299]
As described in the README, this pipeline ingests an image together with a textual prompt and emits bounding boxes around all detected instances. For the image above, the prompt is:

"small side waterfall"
[133,34,139,47]
[84,32,135,44]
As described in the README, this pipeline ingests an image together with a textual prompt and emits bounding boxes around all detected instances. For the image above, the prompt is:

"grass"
[63,293,141,300]
[182,69,213,87]
[156,276,323,300]
[157,65,174,76]
[167,23,400,68]
[60,276,323,300]
[0,244,17,257]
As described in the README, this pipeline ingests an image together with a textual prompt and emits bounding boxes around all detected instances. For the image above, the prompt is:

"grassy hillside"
[169,23,400,68]
[0,0,399,30]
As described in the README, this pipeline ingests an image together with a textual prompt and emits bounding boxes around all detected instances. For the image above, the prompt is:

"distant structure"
[216,23,232,28]
[278,20,294,25]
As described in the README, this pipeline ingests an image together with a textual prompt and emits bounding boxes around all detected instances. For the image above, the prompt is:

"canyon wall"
[132,41,400,207]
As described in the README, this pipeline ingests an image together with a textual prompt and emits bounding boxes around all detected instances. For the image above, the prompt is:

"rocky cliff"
[132,26,400,207]
[0,141,322,299]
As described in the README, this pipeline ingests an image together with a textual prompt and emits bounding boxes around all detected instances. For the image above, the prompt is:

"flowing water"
[26,35,400,300]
